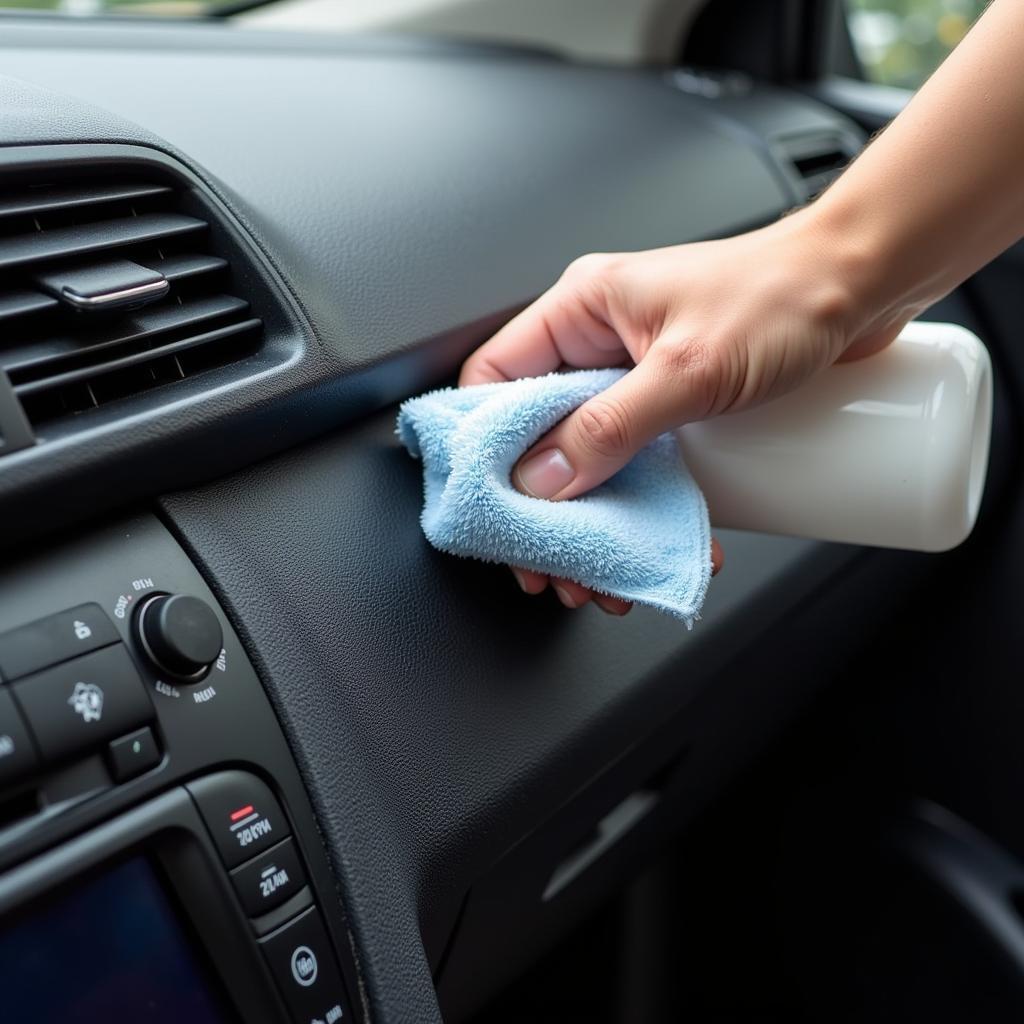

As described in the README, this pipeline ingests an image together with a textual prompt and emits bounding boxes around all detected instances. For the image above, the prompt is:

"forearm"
[808,0,1024,331]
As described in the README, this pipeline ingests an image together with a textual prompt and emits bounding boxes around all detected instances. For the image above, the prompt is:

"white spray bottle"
[676,321,993,552]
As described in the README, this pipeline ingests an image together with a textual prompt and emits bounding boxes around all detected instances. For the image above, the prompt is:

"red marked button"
[188,771,290,869]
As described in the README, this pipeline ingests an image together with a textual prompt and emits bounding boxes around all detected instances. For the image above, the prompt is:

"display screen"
[0,855,235,1024]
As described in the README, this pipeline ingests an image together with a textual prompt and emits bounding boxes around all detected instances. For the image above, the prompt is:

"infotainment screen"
[0,855,235,1023]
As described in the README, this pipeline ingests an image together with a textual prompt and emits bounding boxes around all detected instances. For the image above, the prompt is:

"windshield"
[3,0,238,14]
[0,0,754,70]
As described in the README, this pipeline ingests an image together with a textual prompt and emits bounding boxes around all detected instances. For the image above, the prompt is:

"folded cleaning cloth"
[397,369,711,624]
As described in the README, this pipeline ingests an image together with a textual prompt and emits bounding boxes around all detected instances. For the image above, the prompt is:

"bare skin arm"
[460,0,1024,613]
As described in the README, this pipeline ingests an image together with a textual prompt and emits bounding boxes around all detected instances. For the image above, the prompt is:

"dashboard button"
[107,725,161,782]
[231,837,307,918]
[11,645,153,763]
[0,603,119,681]
[188,771,289,869]
[0,687,39,787]
[259,907,351,1024]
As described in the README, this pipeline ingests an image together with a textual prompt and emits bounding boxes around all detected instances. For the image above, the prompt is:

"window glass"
[1,0,236,13]
[847,0,985,89]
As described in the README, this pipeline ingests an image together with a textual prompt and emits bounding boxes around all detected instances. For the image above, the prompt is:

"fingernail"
[516,448,574,499]
[510,567,529,592]
[552,583,578,609]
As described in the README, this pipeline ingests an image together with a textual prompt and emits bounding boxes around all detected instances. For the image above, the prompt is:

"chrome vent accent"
[0,175,262,431]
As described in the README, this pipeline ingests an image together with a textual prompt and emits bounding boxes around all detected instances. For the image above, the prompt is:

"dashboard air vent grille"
[777,132,860,201]
[0,175,262,430]
[791,148,848,180]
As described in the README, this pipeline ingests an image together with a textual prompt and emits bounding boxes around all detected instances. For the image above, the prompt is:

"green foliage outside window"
[847,0,987,89]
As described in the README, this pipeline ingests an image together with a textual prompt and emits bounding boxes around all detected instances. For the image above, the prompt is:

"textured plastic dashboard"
[0,21,856,546]
[0,24,793,360]
[0,20,911,1023]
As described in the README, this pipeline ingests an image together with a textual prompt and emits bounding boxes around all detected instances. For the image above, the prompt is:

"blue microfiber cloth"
[397,369,711,624]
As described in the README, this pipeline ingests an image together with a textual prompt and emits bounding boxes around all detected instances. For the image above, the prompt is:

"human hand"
[459,208,907,613]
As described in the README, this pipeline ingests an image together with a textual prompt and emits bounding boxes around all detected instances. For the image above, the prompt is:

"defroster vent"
[0,175,263,433]
[775,131,860,202]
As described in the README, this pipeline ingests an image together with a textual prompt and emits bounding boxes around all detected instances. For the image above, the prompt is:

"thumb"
[513,351,701,501]
[837,321,904,363]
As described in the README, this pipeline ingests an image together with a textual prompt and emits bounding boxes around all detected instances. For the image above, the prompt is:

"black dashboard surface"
[0,20,859,546]
[0,21,911,1022]
[0,23,796,363]
[161,415,886,1023]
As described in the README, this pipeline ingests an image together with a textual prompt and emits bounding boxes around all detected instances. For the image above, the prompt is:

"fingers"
[592,592,632,616]
[550,578,592,609]
[837,322,904,363]
[512,567,628,613]
[459,261,626,387]
[510,536,721,615]
[510,567,548,594]
[513,345,711,501]
[460,297,564,386]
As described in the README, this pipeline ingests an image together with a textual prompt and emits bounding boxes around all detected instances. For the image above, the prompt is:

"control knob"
[136,594,223,681]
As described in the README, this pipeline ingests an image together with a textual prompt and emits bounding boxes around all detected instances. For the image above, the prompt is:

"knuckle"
[460,350,501,385]
[656,336,714,379]
[573,398,632,458]
[563,251,619,283]
[654,336,730,417]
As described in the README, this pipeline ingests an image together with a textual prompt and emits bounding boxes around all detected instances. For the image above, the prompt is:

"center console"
[0,513,361,1024]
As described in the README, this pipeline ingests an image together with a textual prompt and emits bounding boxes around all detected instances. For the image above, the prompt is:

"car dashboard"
[0,20,972,1023]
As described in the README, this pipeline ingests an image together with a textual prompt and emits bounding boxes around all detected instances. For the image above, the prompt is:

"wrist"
[800,189,933,340]
[764,204,887,356]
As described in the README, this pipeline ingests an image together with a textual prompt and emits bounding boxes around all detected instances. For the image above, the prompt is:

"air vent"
[0,175,263,433]
[777,132,860,201]
[791,149,848,180]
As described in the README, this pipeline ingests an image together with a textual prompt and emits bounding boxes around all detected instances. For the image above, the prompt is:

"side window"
[846,1,986,89]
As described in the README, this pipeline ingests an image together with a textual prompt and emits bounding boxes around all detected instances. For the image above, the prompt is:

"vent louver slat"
[150,253,229,283]
[5,294,252,375]
[0,172,264,434]
[0,212,206,271]
[13,319,263,398]
[0,289,58,322]
[0,182,172,220]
